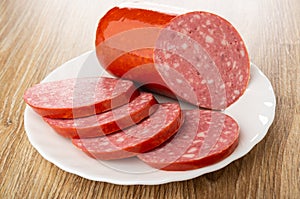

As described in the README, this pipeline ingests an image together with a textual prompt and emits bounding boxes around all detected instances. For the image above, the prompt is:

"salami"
[95,7,176,96]
[43,92,158,139]
[138,110,239,171]
[72,103,183,160]
[96,8,250,109]
[154,11,250,109]
[24,77,138,119]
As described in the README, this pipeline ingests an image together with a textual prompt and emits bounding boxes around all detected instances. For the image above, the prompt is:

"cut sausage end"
[154,11,250,110]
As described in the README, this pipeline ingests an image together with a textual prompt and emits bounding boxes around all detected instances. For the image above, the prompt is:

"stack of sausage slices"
[24,7,250,171]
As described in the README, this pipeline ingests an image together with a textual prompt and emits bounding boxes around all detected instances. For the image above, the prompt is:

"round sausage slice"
[23,77,138,119]
[138,110,239,171]
[154,11,250,109]
[72,103,183,160]
[43,92,158,139]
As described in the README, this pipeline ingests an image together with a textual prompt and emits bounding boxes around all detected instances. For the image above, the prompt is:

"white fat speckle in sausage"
[194,15,200,19]
[163,63,170,70]
[197,132,205,138]
[177,20,184,26]
[227,61,231,67]
[207,79,214,84]
[187,147,197,153]
[173,62,180,68]
[240,50,245,57]
[167,44,176,51]
[239,75,244,82]
[116,137,124,142]
[208,29,214,35]
[188,77,194,83]
[183,135,190,139]
[174,109,180,113]
[176,79,183,84]
[233,61,237,69]
[162,70,169,77]
[205,35,214,43]
[194,43,200,51]
[193,140,201,144]
[165,53,171,59]
[234,90,240,95]
[182,154,195,158]
[181,43,188,49]
[102,142,109,146]
[141,129,149,135]
[221,39,228,46]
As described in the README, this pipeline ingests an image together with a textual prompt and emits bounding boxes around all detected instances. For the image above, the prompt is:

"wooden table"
[1,0,299,198]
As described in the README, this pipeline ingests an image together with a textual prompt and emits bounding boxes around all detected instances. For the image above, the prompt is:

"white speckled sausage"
[23,77,139,118]
[43,92,158,139]
[72,103,183,160]
[138,109,239,171]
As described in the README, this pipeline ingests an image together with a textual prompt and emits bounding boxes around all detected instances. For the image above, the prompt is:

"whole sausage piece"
[43,92,158,139]
[24,77,138,118]
[72,103,183,160]
[96,8,250,109]
[138,109,239,171]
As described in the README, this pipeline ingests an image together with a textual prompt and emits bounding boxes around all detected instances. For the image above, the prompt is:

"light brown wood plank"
[0,0,299,198]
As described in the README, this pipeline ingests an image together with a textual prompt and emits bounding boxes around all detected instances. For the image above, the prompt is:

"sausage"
[96,8,250,109]
[72,103,183,160]
[138,110,239,171]
[95,7,176,96]
[23,77,138,119]
[43,92,158,139]
[154,11,250,109]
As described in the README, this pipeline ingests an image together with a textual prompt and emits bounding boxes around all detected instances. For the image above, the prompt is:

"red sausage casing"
[95,7,176,96]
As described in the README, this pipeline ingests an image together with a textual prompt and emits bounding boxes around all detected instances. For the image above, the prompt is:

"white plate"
[24,50,276,185]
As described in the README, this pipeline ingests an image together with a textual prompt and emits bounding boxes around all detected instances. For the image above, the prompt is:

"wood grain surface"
[0,0,299,198]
